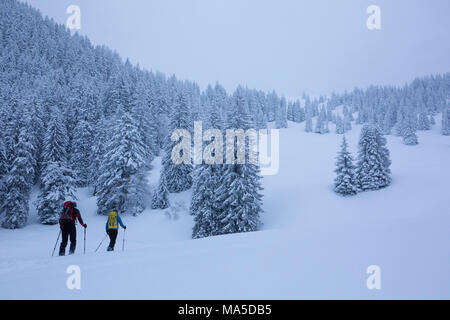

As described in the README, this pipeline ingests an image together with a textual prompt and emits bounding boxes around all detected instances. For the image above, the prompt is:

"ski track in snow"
[1,120,449,299]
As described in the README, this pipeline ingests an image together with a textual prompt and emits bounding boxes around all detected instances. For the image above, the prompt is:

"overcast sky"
[23,0,450,97]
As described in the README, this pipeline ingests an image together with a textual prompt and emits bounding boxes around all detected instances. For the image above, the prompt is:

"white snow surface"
[1,121,449,299]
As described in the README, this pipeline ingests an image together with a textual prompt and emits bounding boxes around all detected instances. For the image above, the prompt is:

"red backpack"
[59,201,75,224]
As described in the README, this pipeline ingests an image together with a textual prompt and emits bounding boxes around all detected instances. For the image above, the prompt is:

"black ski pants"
[60,222,77,254]
[107,229,118,250]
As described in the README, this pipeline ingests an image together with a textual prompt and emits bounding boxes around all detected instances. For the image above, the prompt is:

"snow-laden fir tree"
[417,109,431,131]
[91,116,109,195]
[25,101,45,185]
[326,104,333,121]
[0,131,7,213]
[70,119,94,187]
[130,79,159,167]
[151,172,170,210]
[312,100,319,117]
[266,91,279,122]
[36,110,77,225]
[215,86,263,236]
[430,114,436,126]
[275,97,288,129]
[305,104,313,132]
[334,136,358,196]
[191,94,225,238]
[287,101,294,121]
[402,124,419,145]
[126,167,148,216]
[293,102,305,123]
[331,113,337,124]
[344,113,352,132]
[255,106,268,130]
[1,117,36,229]
[191,160,223,238]
[314,110,324,133]
[323,108,330,133]
[394,108,406,136]
[382,104,397,135]
[160,90,193,193]
[393,106,419,145]
[335,115,344,134]
[401,110,419,145]
[315,107,329,134]
[356,124,392,191]
[343,105,354,121]
[95,105,148,216]
[442,105,450,136]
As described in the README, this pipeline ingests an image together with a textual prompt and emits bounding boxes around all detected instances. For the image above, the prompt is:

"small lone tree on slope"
[334,136,358,196]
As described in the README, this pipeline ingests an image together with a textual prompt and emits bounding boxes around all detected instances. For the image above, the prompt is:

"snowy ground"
[1,120,449,299]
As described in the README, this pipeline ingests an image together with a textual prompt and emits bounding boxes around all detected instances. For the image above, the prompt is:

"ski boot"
[107,247,113,252]
[69,244,76,255]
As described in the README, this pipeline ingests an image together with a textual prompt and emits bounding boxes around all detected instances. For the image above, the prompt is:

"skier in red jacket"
[59,201,86,256]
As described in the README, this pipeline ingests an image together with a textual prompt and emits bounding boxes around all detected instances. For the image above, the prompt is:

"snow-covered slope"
[1,121,449,299]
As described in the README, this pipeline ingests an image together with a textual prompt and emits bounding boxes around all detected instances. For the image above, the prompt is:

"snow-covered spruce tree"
[312,100,319,117]
[0,131,7,213]
[442,105,450,136]
[91,116,109,196]
[382,104,397,135]
[335,115,344,134]
[70,119,94,187]
[430,115,436,126]
[323,109,330,133]
[151,173,169,210]
[417,109,431,131]
[214,86,263,236]
[191,96,225,238]
[293,102,304,123]
[343,105,354,122]
[266,91,279,122]
[315,107,328,134]
[305,105,313,132]
[394,108,406,136]
[95,106,148,216]
[103,73,132,119]
[334,136,358,196]
[255,106,268,130]
[160,90,193,193]
[356,124,392,191]
[275,97,288,129]
[36,110,77,225]
[191,162,223,238]
[130,79,159,168]
[1,119,36,229]
[314,110,324,133]
[344,113,352,132]
[402,125,419,145]
[401,110,419,145]
[326,104,333,122]
[394,106,418,143]
[126,167,148,216]
[287,101,294,121]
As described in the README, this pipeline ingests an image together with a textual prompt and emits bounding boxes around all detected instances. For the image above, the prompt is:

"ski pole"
[83,228,86,255]
[122,228,126,252]
[52,230,61,257]
[95,234,108,253]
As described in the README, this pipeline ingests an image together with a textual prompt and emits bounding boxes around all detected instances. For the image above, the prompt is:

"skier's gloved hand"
[83,224,87,228]
[124,226,127,230]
